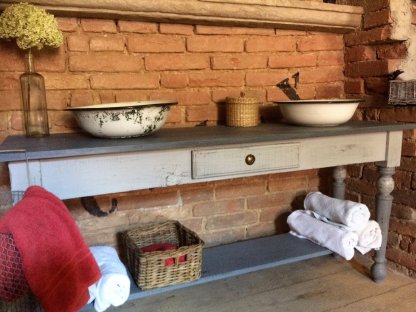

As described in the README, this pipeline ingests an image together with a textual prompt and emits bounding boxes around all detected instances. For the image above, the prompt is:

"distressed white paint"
[7,132,396,200]
[192,143,300,179]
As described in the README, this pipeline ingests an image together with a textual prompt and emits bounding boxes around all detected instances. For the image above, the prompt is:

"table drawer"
[192,143,300,179]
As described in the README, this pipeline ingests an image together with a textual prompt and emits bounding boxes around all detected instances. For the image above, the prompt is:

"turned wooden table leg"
[333,166,346,200]
[371,166,395,282]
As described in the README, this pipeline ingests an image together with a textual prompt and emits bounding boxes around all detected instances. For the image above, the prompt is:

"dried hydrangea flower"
[0,2,63,50]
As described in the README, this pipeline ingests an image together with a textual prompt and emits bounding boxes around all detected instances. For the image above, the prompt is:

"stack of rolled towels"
[287,192,382,260]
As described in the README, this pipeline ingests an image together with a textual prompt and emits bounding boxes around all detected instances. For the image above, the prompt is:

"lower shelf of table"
[83,233,331,310]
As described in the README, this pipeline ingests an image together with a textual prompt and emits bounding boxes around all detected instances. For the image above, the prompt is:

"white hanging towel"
[287,210,358,260]
[304,192,370,231]
[88,246,131,312]
[355,220,382,254]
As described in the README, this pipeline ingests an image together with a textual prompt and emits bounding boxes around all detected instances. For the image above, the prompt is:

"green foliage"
[0,2,63,50]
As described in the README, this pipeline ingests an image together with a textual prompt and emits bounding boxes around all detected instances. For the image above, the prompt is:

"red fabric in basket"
[0,186,101,312]
[141,243,186,266]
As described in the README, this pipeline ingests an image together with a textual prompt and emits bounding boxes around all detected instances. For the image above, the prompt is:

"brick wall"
[343,0,416,277]
[2,1,416,278]
[0,18,340,248]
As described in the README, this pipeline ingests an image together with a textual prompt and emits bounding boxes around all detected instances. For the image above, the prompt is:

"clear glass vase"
[20,50,49,137]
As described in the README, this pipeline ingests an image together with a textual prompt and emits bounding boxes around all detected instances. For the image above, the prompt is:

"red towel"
[0,186,101,312]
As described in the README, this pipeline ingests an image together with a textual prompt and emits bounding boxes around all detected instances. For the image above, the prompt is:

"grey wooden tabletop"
[0,121,415,162]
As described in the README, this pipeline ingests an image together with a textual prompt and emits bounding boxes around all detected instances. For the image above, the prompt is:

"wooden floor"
[111,255,416,312]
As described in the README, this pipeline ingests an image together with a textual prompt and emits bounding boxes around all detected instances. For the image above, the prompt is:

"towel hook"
[81,196,117,217]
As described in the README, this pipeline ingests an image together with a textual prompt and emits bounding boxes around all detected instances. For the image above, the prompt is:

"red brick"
[10,111,23,132]
[259,206,290,224]
[345,26,393,46]
[145,54,209,71]
[387,247,416,271]
[0,91,20,110]
[0,42,25,72]
[114,91,147,102]
[118,21,158,33]
[364,9,391,29]
[315,82,344,98]
[57,17,78,32]
[193,199,244,217]
[67,35,90,52]
[90,36,125,51]
[69,53,142,72]
[99,91,116,103]
[212,54,267,70]
[186,106,218,122]
[161,73,188,88]
[345,46,376,62]
[345,79,364,94]
[160,24,194,35]
[379,107,416,122]
[188,72,245,87]
[46,90,71,110]
[365,77,389,94]
[187,36,244,52]
[33,47,66,72]
[247,192,294,209]
[181,187,214,204]
[166,105,182,124]
[318,51,344,66]
[80,19,117,33]
[205,211,257,231]
[212,88,266,103]
[269,53,317,69]
[376,42,408,60]
[345,59,401,78]
[70,90,98,107]
[275,30,307,36]
[246,222,276,238]
[301,66,344,83]
[90,73,159,89]
[268,176,308,193]
[118,190,178,210]
[246,37,296,52]
[365,0,389,12]
[196,25,274,36]
[246,71,289,87]
[150,90,211,106]
[43,73,89,90]
[297,34,344,52]
[215,180,265,199]
[200,228,246,246]
[128,35,185,53]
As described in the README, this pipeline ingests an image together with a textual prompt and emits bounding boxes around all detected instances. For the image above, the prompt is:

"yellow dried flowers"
[0,2,63,50]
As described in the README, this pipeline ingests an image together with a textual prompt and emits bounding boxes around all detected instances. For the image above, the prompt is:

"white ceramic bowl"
[275,99,362,127]
[67,100,177,138]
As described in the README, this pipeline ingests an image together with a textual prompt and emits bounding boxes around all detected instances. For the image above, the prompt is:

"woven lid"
[226,92,259,105]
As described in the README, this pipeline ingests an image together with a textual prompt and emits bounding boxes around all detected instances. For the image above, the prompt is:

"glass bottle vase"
[20,50,49,137]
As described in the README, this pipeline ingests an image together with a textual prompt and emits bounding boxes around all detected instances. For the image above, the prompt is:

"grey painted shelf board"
[82,233,331,311]
[1,121,415,162]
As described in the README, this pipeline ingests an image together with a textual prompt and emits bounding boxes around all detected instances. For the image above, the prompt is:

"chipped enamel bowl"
[275,99,362,127]
[67,100,177,138]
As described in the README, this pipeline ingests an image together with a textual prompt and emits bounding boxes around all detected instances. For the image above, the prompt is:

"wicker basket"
[389,80,416,105]
[225,93,259,127]
[123,220,204,290]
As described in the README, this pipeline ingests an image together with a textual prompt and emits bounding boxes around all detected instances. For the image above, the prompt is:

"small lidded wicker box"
[225,93,259,127]
[122,220,204,290]
[388,80,416,105]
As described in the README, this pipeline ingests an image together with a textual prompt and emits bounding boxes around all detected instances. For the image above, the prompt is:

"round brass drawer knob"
[245,154,256,165]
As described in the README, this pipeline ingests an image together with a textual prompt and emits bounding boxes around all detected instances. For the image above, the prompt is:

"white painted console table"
[0,121,414,306]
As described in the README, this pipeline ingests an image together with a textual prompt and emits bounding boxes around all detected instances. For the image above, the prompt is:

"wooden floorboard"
[109,255,414,312]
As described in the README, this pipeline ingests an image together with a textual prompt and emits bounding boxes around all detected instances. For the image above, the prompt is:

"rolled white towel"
[287,210,358,260]
[88,246,131,312]
[304,192,370,231]
[355,220,382,254]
